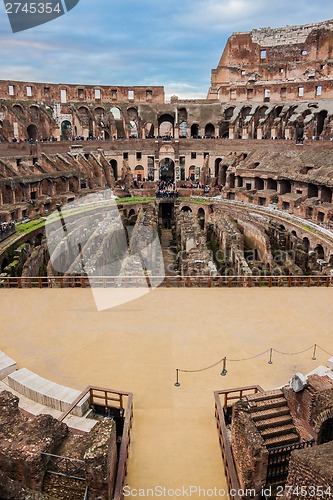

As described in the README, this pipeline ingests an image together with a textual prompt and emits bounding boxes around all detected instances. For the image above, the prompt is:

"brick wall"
[283,441,333,498]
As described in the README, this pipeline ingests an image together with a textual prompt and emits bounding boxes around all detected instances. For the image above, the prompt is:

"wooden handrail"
[57,385,133,500]
[214,386,264,499]
[1,275,332,288]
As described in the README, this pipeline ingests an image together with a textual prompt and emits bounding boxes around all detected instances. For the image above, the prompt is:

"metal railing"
[214,387,263,499]
[41,452,86,481]
[1,275,332,288]
[266,439,315,485]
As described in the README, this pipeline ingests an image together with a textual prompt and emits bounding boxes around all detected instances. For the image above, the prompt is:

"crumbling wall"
[283,441,333,498]
[84,419,118,500]
[231,405,268,491]
[283,374,333,440]
[0,390,68,492]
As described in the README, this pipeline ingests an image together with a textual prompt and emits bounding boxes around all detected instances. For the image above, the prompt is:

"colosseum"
[1,17,333,500]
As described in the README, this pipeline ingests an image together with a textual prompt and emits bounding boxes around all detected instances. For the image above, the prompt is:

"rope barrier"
[174,344,333,386]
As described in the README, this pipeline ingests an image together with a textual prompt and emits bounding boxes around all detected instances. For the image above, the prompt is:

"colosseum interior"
[1,17,333,500]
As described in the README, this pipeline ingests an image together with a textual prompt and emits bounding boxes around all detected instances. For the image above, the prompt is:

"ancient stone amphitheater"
[0,17,333,500]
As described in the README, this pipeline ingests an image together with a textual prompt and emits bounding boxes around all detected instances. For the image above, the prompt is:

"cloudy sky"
[0,0,332,99]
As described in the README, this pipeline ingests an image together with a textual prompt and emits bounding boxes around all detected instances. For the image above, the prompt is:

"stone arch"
[205,123,215,138]
[313,408,333,434]
[314,244,325,260]
[127,208,137,225]
[35,233,44,247]
[13,104,24,117]
[40,179,52,196]
[220,165,228,186]
[129,120,138,138]
[178,108,187,121]
[14,183,25,202]
[179,121,187,138]
[318,417,333,444]
[158,114,174,138]
[181,206,192,213]
[267,178,277,190]
[78,105,90,118]
[111,107,121,120]
[189,165,196,181]
[134,165,144,181]
[159,157,175,181]
[224,107,235,120]
[110,160,118,180]
[61,120,72,140]
[257,105,268,120]
[29,105,39,121]
[94,106,105,117]
[190,124,199,138]
[197,207,205,230]
[145,122,154,138]
[316,109,328,138]
[27,124,37,141]
[215,158,222,178]
[302,237,310,253]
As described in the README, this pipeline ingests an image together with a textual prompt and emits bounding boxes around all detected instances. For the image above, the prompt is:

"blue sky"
[0,0,332,98]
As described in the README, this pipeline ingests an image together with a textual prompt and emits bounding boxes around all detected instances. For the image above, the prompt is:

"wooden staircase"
[244,389,299,448]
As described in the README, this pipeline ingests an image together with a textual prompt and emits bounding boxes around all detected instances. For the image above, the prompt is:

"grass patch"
[16,218,46,235]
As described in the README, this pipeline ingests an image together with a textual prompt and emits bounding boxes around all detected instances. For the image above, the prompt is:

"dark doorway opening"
[159,202,174,229]
[318,418,333,444]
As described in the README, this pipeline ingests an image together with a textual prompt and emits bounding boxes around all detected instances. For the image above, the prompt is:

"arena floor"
[1,287,333,498]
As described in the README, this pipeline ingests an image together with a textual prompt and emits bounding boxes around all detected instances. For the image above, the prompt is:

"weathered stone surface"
[290,372,308,393]
[0,390,68,491]
[84,419,117,500]
[284,441,333,497]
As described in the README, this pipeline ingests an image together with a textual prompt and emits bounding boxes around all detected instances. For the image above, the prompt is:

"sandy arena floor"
[1,288,333,498]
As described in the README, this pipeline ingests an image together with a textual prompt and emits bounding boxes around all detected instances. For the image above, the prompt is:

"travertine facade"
[208,19,333,103]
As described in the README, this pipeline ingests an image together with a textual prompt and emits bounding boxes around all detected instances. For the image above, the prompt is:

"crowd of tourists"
[156,180,179,198]
[0,221,16,242]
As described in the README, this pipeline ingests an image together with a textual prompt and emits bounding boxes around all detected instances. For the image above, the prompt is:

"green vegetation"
[117,196,154,204]
[16,218,46,235]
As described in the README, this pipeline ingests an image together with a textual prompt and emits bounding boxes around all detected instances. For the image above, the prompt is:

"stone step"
[0,351,17,380]
[256,415,293,430]
[245,389,283,403]
[248,397,287,411]
[251,406,290,422]
[264,433,299,448]
[260,424,297,439]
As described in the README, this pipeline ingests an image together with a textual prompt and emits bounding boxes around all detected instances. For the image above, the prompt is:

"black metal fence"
[266,439,315,485]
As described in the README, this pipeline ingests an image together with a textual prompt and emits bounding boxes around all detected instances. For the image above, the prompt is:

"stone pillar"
[285,127,292,140]
[174,126,179,139]
[271,127,277,139]
[242,127,248,140]
[256,128,263,140]
[229,127,235,140]
[154,160,160,181]
[175,160,180,182]
[142,127,146,139]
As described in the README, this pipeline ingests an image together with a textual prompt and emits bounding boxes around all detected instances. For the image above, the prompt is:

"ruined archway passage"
[27,124,37,141]
[318,418,333,444]
[159,158,175,182]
